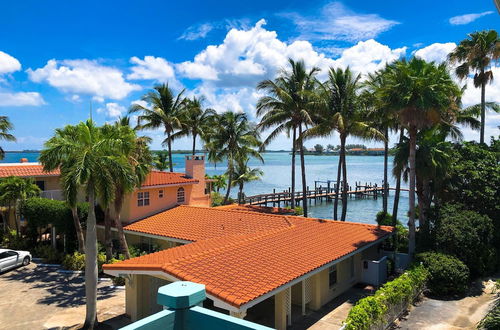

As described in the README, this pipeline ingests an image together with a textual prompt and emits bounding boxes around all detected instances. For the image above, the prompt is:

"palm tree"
[448,30,500,144]
[110,120,152,259]
[0,177,40,235]
[309,67,383,221]
[378,58,462,255]
[205,111,262,204]
[152,151,170,171]
[130,83,186,171]
[363,71,399,216]
[257,59,319,216]
[40,120,134,329]
[391,128,405,224]
[232,158,263,204]
[0,116,16,160]
[173,96,216,155]
[207,174,227,193]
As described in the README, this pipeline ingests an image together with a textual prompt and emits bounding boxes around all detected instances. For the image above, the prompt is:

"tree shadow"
[2,264,119,308]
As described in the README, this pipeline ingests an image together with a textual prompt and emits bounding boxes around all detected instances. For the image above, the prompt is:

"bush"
[478,296,500,329]
[128,243,160,258]
[0,229,30,250]
[416,252,469,296]
[33,244,64,264]
[430,204,496,277]
[376,211,409,252]
[210,192,236,207]
[61,251,107,272]
[112,276,126,286]
[344,265,428,330]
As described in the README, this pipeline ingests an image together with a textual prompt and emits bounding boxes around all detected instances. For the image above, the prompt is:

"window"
[159,190,164,198]
[137,192,150,207]
[177,187,185,203]
[350,257,355,279]
[329,265,337,287]
[35,180,45,191]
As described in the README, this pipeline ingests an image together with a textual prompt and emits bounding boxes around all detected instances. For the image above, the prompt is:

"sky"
[0,0,499,151]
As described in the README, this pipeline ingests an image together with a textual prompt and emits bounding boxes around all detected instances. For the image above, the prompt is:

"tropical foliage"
[0,116,16,160]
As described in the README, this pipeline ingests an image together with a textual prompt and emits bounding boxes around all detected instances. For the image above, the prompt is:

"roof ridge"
[180,205,294,220]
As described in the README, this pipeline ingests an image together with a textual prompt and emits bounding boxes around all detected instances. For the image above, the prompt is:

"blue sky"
[0,0,499,151]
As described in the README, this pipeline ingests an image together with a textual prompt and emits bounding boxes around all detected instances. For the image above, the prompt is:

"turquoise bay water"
[1,152,409,225]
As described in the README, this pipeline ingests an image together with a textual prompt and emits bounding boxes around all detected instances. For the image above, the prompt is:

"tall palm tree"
[232,158,263,204]
[0,116,16,160]
[309,67,383,221]
[363,71,398,216]
[257,59,319,216]
[378,58,462,255]
[448,30,500,144]
[391,128,405,224]
[109,120,152,259]
[173,96,216,155]
[0,177,40,235]
[207,174,227,193]
[40,120,134,329]
[130,83,186,171]
[205,111,262,205]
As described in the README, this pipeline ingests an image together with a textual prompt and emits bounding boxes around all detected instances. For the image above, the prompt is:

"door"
[0,251,19,271]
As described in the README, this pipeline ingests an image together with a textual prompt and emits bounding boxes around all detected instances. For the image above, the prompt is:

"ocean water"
[1,152,409,225]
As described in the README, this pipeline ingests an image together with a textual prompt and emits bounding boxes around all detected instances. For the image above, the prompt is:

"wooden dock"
[244,181,409,207]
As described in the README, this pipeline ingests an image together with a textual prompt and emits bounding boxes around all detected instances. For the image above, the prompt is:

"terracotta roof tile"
[0,164,59,178]
[124,205,293,241]
[141,171,198,187]
[105,205,393,308]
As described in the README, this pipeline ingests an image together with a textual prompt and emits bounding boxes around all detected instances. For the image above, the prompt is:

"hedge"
[343,265,428,330]
[62,251,107,272]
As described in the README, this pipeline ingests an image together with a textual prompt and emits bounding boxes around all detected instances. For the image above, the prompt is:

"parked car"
[0,248,31,272]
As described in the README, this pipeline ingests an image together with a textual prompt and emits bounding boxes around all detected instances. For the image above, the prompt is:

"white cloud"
[179,23,215,41]
[0,51,21,74]
[27,59,140,100]
[413,42,456,63]
[283,1,399,42]
[0,92,45,106]
[127,56,176,82]
[97,102,126,118]
[334,39,406,74]
[449,11,493,25]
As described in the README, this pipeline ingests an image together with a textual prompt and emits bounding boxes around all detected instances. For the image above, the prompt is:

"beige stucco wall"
[125,274,171,321]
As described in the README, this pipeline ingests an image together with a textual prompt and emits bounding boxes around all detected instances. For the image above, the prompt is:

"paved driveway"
[0,262,126,330]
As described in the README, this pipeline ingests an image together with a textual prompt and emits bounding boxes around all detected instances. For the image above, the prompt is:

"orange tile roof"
[141,171,198,188]
[0,164,60,178]
[124,205,293,241]
[105,206,393,308]
[215,204,296,215]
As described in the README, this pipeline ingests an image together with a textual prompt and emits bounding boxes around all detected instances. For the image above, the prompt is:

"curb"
[35,263,61,267]
[110,285,126,290]
[57,269,83,275]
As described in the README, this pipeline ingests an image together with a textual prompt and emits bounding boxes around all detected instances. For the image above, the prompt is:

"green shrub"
[112,276,126,286]
[416,252,469,296]
[478,299,500,329]
[376,211,409,252]
[33,244,64,264]
[344,265,428,329]
[128,243,160,258]
[0,229,30,250]
[210,191,236,207]
[430,204,496,277]
[61,251,107,272]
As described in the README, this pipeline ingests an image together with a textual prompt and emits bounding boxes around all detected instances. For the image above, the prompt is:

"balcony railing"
[40,189,64,200]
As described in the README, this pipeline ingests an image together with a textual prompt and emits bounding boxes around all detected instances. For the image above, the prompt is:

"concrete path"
[394,278,498,330]
[0,262,125,330]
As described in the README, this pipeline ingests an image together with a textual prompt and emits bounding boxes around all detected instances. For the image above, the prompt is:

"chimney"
[185,155,207,197]
[20,158,28,163]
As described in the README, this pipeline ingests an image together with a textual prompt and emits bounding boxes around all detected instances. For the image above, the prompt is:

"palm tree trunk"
[83,186,98,329]
[104,207,113,261]
[382,127,389,215]
[14,201,20,237]
[299,125,307,217]
[238,182,244,205]
[71,206,85,253]
[340,135,348,222]
[223,160,233,205]
[114,194,130,259]
[167,131,173,172]
[192,133,197,155]
[408,126,417,256]
[480,78,486,144]
[291,126,296,208]
[392,129,404,224]
[333,152,342,220]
